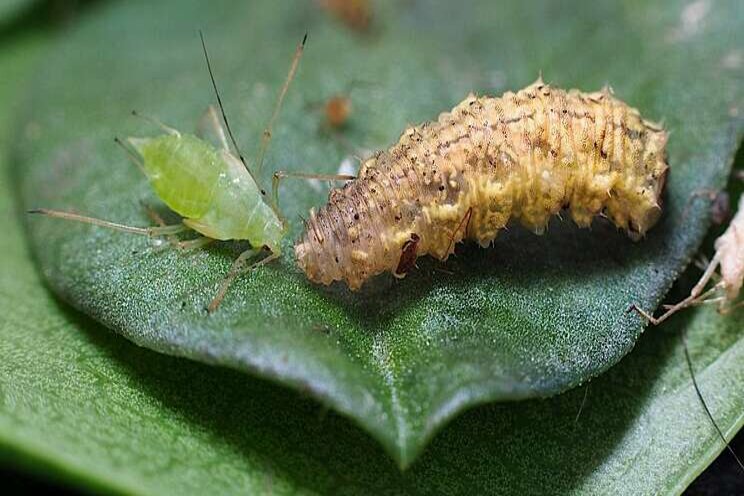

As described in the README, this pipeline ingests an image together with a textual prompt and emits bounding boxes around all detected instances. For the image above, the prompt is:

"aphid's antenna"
[255,32,308,175]
[130,110,180,136]
[682,327,744,473]
[114,136,146,175]
[199,30,254,179]
[27,209,185,237]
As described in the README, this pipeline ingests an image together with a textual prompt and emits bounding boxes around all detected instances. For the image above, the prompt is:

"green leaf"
[4,145,744,494]
[0,0,31,23]
[14,0,743,465]
[1,30,743,495]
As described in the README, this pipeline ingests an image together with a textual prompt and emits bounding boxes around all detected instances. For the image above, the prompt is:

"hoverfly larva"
[296,78,670,289]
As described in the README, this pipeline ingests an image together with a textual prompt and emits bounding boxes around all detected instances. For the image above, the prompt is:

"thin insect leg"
[444,207,473,259]
[197,105,230,151]
[28,208,186,237]
[272,170,355,209]
[143,204,212,251]
[681,327,744,474]
[255,33,307,175]
[177,237,214,252]
[143,203,180,250]
[208,250,280,313]
[130,110,180,136]
[634,285,720,326]
[114,137,146,175]
[208,248,259,313]
[662,289,726,310]
[690,251,722,297]
[632,252,724,325]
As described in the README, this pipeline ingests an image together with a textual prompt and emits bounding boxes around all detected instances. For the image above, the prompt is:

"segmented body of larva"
[296,78,670,290]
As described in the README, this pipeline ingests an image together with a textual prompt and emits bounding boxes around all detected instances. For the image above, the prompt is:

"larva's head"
[609,122,669,240]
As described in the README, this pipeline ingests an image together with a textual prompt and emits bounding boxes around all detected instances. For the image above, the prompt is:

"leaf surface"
[15,0,744,464]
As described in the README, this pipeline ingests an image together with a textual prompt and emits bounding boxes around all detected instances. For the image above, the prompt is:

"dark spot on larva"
[600,150,608,159]
[335,256,339,263]
[395,233,420,276]
[353,213,359,220]
[562,109,568,114]
[438,185,445,191]
[261,189,266,195]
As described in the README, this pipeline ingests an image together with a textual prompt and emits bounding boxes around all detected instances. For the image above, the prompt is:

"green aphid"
[30,32,313,312]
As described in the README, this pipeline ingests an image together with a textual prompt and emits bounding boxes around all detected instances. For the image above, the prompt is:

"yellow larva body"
[296,79,669,290]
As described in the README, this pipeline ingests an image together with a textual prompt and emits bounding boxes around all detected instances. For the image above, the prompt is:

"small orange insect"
[318,0,372,33]
[296,78,669,289]
[309,80,375,131]
[324,93,352,129]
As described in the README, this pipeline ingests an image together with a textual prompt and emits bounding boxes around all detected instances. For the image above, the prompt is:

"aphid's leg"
[254,33,307,175]
[196,105,230,152]
[142,203,213,252]
[271,170,355,210]
[142,203,180,251]
[176,237,214,252]
[114,137,146,175]
[443,207,473,260]
[208,249,280,313]
[28,208,185,237]
[632,252,723,325]
[130,110,180,136]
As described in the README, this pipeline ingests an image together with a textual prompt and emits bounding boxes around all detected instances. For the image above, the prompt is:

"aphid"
[632,191,743,324]
[29,32,308,312]
[296,78,670,289]
[318,0,372,33]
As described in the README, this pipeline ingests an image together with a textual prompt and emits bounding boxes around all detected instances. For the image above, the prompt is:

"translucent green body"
[129,134,284,253]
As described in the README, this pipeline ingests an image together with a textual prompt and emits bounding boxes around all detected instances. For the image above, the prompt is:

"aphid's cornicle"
[296,78,670,289]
